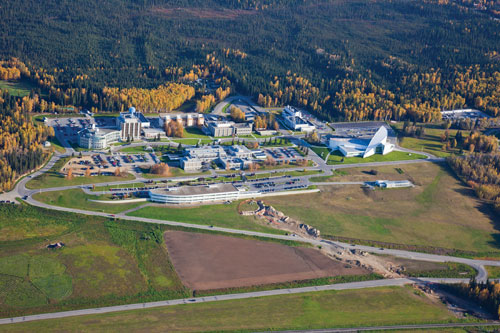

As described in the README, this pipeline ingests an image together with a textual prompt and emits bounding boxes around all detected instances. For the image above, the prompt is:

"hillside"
[0,0,499,120]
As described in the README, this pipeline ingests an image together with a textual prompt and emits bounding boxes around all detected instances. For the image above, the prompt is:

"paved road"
[274,322,500,333]
[0,277,480,325]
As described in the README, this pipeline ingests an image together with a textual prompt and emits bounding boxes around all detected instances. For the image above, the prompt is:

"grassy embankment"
[32,189,145,215]
[128,202,283,235]
[25,157,135,189]
[0,286,464,332]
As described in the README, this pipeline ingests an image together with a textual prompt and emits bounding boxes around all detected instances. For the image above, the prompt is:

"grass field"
[0,80,37,97]
[128,202,283,234]
[264,163,500,256]
[326,150,427,165]
[171,138,213,145]
[311,146,330,160]
[485,266,500,279]
[392,123,468,158]
[0,286,462,332]
[0,204,189,318]
[25,157,135,189]
[32,189,146,214]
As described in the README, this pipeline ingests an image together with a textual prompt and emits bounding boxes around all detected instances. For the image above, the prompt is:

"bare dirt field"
[164,231,368,290]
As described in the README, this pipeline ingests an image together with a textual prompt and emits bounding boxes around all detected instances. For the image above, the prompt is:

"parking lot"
[49,117,93,145]
[61,153,157,176]
[329,122,397,144]
[264,147,302,162]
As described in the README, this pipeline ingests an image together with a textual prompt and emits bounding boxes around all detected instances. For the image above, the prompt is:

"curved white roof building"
[329,126,394,158]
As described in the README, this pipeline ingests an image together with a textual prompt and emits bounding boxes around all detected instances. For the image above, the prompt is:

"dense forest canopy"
[0,0,499,120]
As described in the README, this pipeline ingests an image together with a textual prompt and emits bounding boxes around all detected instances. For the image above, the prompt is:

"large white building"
[77,125,120,149]
[148,184,258,204]
[282,106,316,132]
[329,126,394,158]
[184,146,227,162]
[116,107,142,141]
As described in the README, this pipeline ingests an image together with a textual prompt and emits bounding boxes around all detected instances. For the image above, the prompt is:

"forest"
[0,91,54,191]
[0,0,498,121]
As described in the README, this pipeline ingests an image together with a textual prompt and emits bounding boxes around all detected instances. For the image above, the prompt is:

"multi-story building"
[184,146,227,163]
[282,106,316,132]
[218,158,253,170]
[116,107,142,141]
[233,122,253,136]
[180,157,203,171]
[205,121,235,137]
[77,125,120,149]
[227,145,253,159]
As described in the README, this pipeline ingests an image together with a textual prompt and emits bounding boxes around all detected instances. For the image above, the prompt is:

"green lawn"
[0,80,38,97]
[172,138,213,145]
[0,286,462,332]
[327,150,427,165]
[25,157,136,189]
[183,127,211,139]
[311,146,330,160]
[33,189,146,214]
[128,202,283,234]
[119,146,153,154]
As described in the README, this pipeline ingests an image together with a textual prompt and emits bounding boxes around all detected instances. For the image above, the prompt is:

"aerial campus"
[1,0,500,331]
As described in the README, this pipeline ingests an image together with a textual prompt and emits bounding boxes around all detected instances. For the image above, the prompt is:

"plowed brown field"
[164,231,368,290]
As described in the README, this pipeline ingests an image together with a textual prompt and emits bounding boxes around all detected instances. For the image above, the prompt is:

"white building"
[148,184,258,204]
[375,180,414,188]
[116,107,142,141]
[77,125,120,149]
[142,128,166,139]
[180,157,203,171]
[227,145,253,159]
[329,126,394,158]
[282,106,316,132]
[218,158,253,170]
[184,146,227,162]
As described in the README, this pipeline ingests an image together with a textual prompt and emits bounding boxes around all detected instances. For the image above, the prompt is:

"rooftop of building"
[150,183,239,197]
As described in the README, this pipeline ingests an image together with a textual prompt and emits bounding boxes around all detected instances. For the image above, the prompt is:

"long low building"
[148,184,259,204]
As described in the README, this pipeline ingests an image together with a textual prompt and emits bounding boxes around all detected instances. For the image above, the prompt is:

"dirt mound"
[164,231,368,290]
